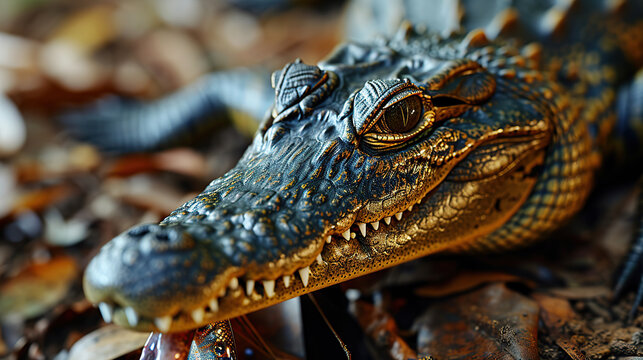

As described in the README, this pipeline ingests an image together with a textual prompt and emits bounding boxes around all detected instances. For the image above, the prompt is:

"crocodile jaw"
[85,133,547,332]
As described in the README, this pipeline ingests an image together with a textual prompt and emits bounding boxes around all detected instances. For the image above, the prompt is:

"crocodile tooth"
[229,277,239,290]
[395,212,403,221]
[98,302,114,323]
[191,307,205,323]
[209,298,219,312]
[154,316,172,332]
[246,280,255,296]
[263,280,276,298]
[408,204,413,212]
[342,229,350,240]
[370,221,379,231]
[283,275,291,288]
[298,266,310,287]
[350,232,356,239]
[384,217,392,225]
[326,235,332,244]
[218,286,226,297]
[316,253,323,264]
[358,223,366,237]
[124,307,139,326]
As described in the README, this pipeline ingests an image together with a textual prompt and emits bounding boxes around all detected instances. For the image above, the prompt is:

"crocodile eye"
[363,93,434,152]
[376,95,423,133]
[352,79,434,152]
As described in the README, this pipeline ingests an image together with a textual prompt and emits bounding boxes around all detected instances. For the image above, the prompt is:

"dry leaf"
[415,271,533,298]
[67,325,149,360]
[105,148,207,178]
[103,175,189,215]
[0,255,77,320]
[533,293,586,360]
[352,300,418,360]
[415,283,539,360]
[10,184,73,216]
[547,286,611,300]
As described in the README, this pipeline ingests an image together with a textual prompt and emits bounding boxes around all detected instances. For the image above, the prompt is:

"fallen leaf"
[48,4,117,52]
[533,293,586,360]
[415,283,539,360]
[103,175,189,215]
[415,271,534,298]
[10,184,73,217]
[352,301,418,360]
[547,286,611,300]
[40,4,116,91]
[105,148,207,179]
[0,32,40,72]
[136,29,208,89]
[67,325,149,360]
[67,144,101,172]
[0,255,77,320]
[43,209,90,246]
[0,164,16,218]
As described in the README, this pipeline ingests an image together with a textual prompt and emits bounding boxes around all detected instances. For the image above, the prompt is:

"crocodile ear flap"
[425,60,496,121]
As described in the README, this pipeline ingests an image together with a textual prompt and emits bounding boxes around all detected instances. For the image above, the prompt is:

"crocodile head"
[84,28,555,332]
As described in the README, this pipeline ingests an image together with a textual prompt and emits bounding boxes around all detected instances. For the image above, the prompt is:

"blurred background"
[0,1,641,359]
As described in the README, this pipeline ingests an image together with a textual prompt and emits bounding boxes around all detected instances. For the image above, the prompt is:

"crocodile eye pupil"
[382,95,422,133]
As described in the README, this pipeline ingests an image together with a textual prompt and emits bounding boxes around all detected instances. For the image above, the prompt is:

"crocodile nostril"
[152,226,183,243]
[128,225,151,237]
[155,232,170,242]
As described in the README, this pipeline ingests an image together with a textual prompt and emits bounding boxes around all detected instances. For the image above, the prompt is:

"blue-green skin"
[82,1,643,332]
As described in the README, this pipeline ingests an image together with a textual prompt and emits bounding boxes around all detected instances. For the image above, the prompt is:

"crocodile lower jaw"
[98,195,429,333]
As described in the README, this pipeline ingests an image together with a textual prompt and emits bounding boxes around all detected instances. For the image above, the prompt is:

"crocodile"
[76,0,643,336]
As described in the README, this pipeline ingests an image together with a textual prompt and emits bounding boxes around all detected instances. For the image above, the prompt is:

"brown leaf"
[0,164,16,218]
[532,293,586,360]
[415,283,539,360]
[105,148,207,179]
[546,286,611,300]
[136,29,208,89]
[103,176,191,215]
[67,325,149,360]
[0,255,77,320]
[352,300,418,360]
[10,184,73,217]
[40,4,117,91]
[415,271,534,298]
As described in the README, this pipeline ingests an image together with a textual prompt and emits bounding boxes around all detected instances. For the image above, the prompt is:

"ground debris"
[352,300,418,360]
[67,325,149,360]
[0,1,642,359]
[414,283,539,360]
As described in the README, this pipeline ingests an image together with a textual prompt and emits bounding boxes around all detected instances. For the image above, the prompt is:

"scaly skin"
[83,6,642,333]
